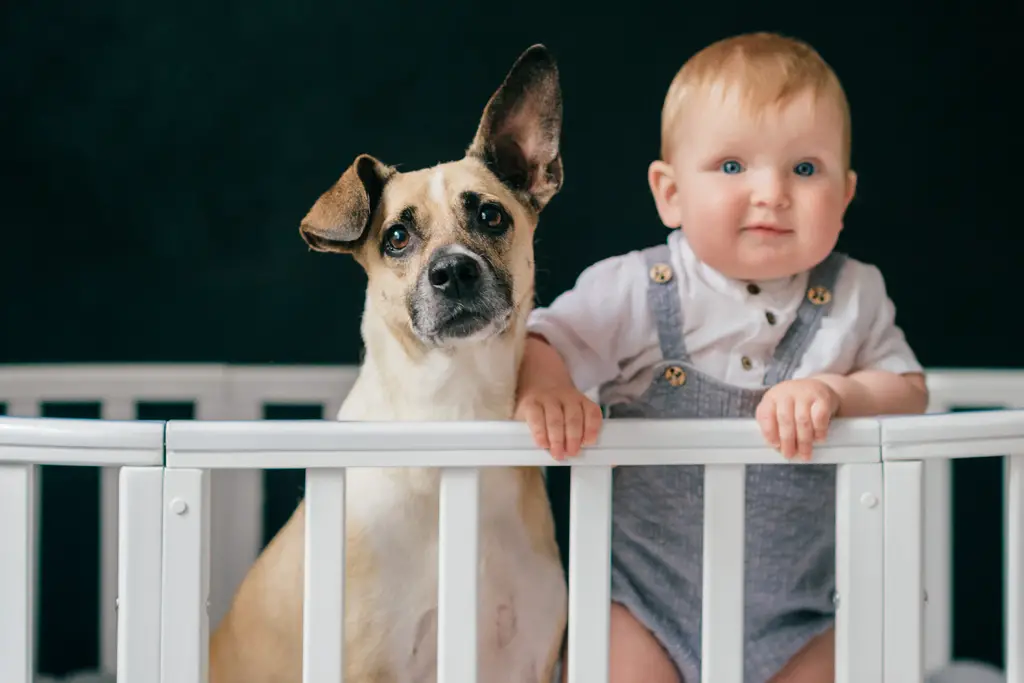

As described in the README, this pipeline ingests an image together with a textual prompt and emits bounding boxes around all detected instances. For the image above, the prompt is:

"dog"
[208,45,569,683]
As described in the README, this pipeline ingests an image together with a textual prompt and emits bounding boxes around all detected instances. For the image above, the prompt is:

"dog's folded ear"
[467,44,563,211]
[299,154,394,253]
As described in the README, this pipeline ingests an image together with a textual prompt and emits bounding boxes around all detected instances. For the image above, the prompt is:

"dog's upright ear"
[467,44,563,211]
[299,154,395,254]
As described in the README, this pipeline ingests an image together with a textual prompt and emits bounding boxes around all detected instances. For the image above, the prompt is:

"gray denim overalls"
[604,242,847,683]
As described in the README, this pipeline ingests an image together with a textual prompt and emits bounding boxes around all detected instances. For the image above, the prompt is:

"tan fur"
[210,45,568,683]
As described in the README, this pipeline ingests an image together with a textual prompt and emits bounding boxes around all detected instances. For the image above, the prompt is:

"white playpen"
[0,364,1022,683]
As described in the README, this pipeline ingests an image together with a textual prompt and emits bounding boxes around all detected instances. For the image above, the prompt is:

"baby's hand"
[755,378,840,461]
[515,386,603,460]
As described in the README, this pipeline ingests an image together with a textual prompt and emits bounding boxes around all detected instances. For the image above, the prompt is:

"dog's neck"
[338,299,529,422]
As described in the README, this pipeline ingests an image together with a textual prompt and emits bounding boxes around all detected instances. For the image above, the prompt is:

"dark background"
[1,0,1020,676]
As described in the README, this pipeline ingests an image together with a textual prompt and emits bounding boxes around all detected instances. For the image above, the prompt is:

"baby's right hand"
[514,386,603,460]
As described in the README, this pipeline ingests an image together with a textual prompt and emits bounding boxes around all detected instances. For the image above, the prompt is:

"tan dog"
[209,45,568,683]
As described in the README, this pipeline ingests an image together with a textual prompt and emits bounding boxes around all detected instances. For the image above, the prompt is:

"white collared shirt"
[526,230,923,405]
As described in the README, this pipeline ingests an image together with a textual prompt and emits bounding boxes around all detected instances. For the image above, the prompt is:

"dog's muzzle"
[410,246,514,344]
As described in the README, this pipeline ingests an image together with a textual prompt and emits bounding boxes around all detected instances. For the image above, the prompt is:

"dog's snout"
[428,253,481,299]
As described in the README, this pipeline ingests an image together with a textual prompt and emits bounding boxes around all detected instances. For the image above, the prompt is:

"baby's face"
[660,87,856,282]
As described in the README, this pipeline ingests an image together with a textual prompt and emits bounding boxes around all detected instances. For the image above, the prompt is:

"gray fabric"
[605,242,847,683]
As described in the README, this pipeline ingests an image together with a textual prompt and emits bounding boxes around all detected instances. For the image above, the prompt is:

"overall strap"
[642,244,690,362]
[763,252,848,386]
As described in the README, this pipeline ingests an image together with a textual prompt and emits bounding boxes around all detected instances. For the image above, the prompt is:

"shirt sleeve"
[526,251,652,394]
[851,262,924,375]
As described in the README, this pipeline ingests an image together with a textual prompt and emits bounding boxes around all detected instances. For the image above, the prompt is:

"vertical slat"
[118,466,164,683]
[303,469,346,683]
[923,457,952,673]
[101,396,134,675]
[161,467,211,683]
[1007,453,1024,682]
[566,466,612,683]
[834,462,884,683]
[0,463,35,683]
[884,460,924,683]
[3,401,39,680]
[437,467,480,683]
[701,464,745,683]
[203,396,264,633]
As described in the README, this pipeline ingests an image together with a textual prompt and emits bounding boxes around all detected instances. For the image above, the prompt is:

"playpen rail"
[163,418,886,683]
[0,416,164,683]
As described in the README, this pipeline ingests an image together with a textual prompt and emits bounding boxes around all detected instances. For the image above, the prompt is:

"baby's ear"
[844,170,858,208]
[648,160,682,229]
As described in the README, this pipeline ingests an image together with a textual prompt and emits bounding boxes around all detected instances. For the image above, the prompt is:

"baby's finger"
[756,397,780,448]
[582,400,603,447]
[522,401,550,450]
[562,400,585,457]
[810,400,832,444]
[544,400,567,460]
[795,401,815,461]
[775,396,798,459]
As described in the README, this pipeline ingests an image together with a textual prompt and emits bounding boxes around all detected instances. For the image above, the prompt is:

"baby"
[516,33,929,683]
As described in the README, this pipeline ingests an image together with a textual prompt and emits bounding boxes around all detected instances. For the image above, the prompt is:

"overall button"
[663,365,687,386]
[649,263,673,284]
[741,356,753,370]
[807,285,832,305]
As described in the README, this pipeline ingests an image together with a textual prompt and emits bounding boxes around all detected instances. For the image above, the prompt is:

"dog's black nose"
[428,253,481,299]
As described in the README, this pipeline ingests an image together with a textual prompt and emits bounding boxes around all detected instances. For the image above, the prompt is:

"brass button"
[663,365,687,386]
[765,311,776,325]
[649,263,673,284]
[746,283,760,295]
[741,356,753,370]
[807,285,832,305]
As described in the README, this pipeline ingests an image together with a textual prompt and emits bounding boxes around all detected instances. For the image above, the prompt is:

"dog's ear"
[299,154,394,253]
[467,44,563,211]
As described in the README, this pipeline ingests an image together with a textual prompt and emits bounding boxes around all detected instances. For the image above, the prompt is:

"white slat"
[1007,453,1024,683]
[835,462,884,683]
[884,460,924,683]
[117,466,164,682]
[437,467,480,683]
[566,466,612,683]
[303,469,346,683]
[0,464,35,683]
[923,457,952,673]
[100,396,134,675]
[161,468,211,683]
[701,464,745,683]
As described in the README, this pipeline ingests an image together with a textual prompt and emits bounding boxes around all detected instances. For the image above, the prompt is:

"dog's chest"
[351,469,566,683]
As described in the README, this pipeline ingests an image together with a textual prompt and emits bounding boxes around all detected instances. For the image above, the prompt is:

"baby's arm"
[515,333,603,460]
[813,369,928,417]
[514,252,649,459]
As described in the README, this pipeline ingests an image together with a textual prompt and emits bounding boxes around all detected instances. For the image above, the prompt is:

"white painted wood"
[1007,453,1024,683]
[923,457,952,673]
[100,396,134,675]
[884,460,924,683]
[834,463,884,683]
[701,464,745,683]
[161,468,211,683]
[118,466,164,683]
[302,469,346,683]
[166,446,880,470]
[566,466,612,683]
[0,464,35,683]
[880,408,1024,446]
[437,467,480,683]
[0,416,164,464]
[165,415,881,454]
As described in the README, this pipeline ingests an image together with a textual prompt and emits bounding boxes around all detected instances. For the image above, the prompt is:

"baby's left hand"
[755,378,840,461]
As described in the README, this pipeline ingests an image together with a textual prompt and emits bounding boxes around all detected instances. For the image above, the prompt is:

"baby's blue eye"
[794,161,816,176]
[721,160,743,174]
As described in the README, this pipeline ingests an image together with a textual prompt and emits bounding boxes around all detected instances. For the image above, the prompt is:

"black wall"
[1,0,1020,675]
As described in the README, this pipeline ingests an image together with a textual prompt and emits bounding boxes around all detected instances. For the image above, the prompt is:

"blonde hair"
[660,32,852,167]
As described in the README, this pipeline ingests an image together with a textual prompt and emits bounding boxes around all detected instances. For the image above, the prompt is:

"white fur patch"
[428,167,448,207]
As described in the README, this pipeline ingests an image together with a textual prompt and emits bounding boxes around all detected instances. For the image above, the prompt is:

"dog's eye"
[384,225,410,253]
[477,203,506,231]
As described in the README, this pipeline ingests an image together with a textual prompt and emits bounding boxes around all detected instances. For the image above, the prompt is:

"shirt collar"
[669,229,801,300]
